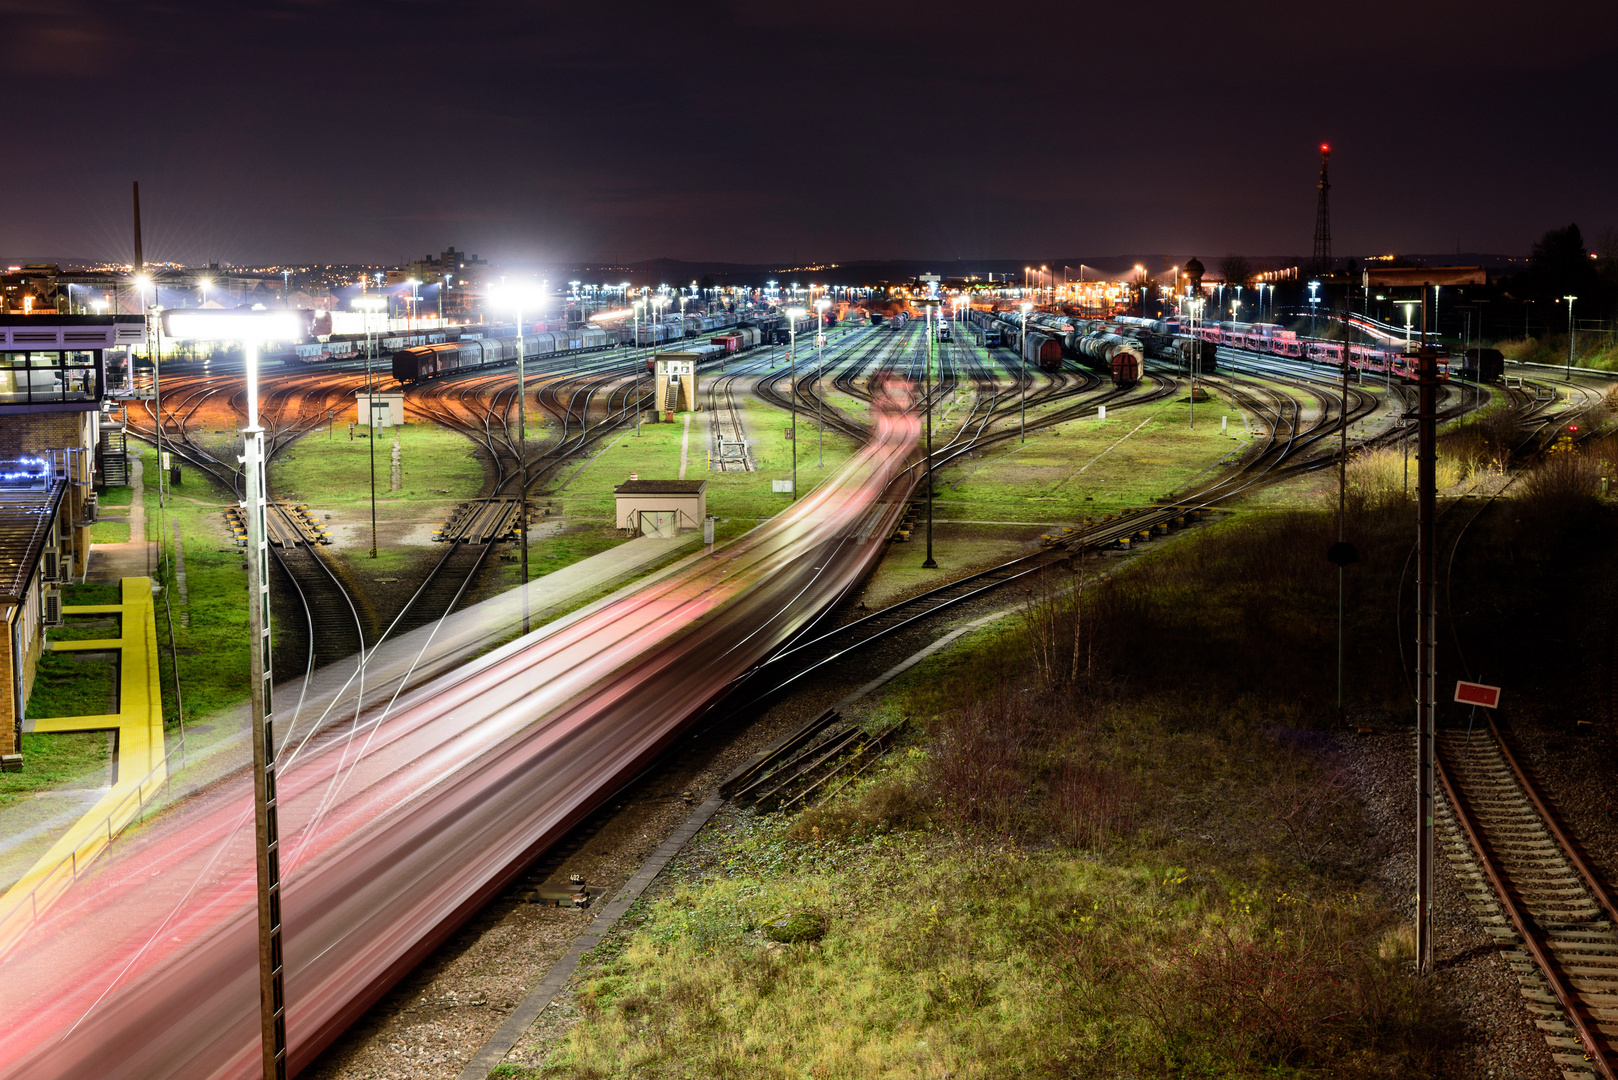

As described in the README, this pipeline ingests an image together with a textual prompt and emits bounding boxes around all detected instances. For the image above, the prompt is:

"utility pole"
[1414,290,1438,975]
[1564,295,1578,379]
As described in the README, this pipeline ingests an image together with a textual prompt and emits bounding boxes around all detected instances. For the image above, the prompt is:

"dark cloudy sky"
[4,0,1614,267]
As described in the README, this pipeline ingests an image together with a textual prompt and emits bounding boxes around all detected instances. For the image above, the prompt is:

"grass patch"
[132,447,252,728]
[270,422,485,507]
[24,649,117,720]
[541,398,863,525]
[933,389,1243,522]
[543,730,1449,1079]
[1,732,112,806]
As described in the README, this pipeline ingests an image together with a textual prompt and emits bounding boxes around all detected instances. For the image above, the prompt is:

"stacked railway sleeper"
[1436,722,1618,1078]
[721,709,909,815]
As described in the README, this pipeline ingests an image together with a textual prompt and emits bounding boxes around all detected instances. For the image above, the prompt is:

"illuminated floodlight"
[786,306,806,320]
[351,296,386,311]
[815,298,831,312]
[162,308,302,341]
[1020,302,1033,312]
[488,282,547,311]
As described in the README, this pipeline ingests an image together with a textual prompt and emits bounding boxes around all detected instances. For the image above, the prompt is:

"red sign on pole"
[1454,681,1501,709]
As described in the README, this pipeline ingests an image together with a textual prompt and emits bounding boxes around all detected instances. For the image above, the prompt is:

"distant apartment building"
[0,314,144,757]
[388,247,489,320]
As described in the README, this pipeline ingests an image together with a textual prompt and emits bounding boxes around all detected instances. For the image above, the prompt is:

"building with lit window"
[0,314,145,757]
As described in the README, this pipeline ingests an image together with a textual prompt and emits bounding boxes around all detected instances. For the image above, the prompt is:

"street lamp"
[199,277,212,308]
[490,282,547,632]
[1563,295,1578,379]
[814,297,830,467]
[920,299,940,569]
[1308,280,1321,341]
[351,296,387,558]
[1019,301,1033,442]
[631,300,647,426]
[786,306,806,500]
[160,306,303,1080]
[406,278,420,329]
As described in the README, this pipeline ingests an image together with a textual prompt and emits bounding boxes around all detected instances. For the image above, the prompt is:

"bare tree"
[1218,255,1253,286]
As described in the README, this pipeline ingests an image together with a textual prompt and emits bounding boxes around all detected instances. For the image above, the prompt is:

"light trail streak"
[0,381,919,1080]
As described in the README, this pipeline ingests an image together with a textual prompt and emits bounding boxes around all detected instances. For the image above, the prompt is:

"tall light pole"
[632,300,645,430]
[814,297,830,467]
[922,299,939,569]
[1308,279,1321,342]
[1564,294,1578,379]
[1019,301,1033,443]
[786,306,805,500]
[351,295,387,558]
[492,282,546,633]
[162,307,302,1080]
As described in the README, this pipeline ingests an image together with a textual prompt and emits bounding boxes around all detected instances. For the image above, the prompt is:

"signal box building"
[0,314,144,759]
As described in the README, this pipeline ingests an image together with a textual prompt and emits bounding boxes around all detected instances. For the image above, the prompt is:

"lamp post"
[351,296,387,558]
[1563,295,1577,379]
[814,297,830,467]
[161,307,303,1080]
[786,306,805,500]
[1019,301,1033,443]
[1308,280,1321,342]
[491,282,547,633]
[921,299,940,569]
[632,300,645,430]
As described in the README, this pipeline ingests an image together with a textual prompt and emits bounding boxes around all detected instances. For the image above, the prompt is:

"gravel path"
[1342,720,1559,1080]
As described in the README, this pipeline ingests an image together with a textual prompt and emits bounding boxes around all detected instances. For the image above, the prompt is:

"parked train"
[966,309,1140,386]
[1196,321,1449,380]
[646,327,763,371]
[392,325,615,383]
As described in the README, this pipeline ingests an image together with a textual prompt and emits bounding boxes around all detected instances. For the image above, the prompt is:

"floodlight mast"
[786,307,806,500]
[161,308,300,1080]
[352,296,387,559]
[492,284,547,634]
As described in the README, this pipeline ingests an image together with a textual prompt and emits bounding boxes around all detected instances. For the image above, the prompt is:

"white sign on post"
[1097,405,1107,420]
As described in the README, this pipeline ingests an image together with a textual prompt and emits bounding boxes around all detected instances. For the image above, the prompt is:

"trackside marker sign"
[1454,681,1501,709]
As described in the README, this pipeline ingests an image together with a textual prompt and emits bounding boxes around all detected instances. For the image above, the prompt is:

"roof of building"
[0,482,64,603]
[613,479,707,495]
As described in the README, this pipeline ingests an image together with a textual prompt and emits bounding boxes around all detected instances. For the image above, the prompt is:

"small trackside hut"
[614,479,706,538]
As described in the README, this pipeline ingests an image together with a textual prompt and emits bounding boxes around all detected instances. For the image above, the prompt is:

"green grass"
[132,447,252,728]
[541,402,863,525]
[0,732,112,807]
[933,389,1244,522]
[858,525,1040,609]
[23,648,117,720]
[269,422,485,507]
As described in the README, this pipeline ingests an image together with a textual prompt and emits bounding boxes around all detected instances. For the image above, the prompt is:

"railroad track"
[1436,721,1618,1079]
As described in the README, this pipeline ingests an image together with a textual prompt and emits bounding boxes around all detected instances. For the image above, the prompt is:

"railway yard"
[7,312,1618,1080]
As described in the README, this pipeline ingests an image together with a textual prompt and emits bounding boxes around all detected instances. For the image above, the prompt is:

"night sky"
[5,0,1615,268]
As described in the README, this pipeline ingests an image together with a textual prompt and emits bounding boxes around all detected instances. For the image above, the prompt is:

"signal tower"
[1311,143,1332,275]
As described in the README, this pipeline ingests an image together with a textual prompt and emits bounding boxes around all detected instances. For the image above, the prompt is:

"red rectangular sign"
[1454,681,1501,708]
